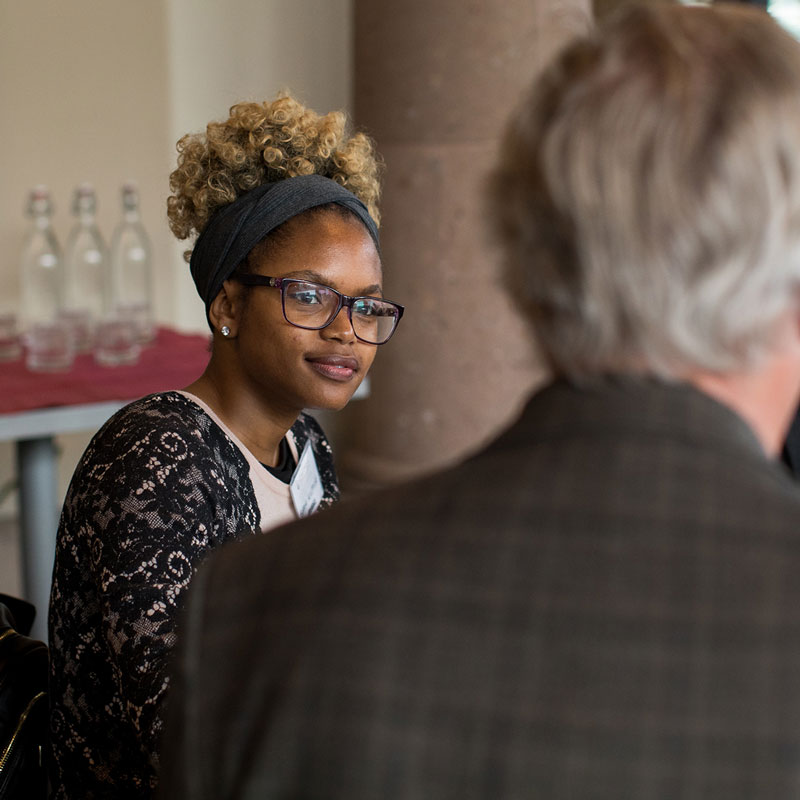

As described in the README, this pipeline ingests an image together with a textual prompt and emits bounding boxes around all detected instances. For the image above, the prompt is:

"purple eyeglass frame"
[235,274,404,344]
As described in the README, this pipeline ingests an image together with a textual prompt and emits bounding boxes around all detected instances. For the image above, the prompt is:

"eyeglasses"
[235,275,404,345]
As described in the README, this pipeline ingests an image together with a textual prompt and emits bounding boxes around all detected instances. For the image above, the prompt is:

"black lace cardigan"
[48,391,338,799]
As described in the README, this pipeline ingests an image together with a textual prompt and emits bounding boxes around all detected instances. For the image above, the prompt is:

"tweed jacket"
[159,378,800,799]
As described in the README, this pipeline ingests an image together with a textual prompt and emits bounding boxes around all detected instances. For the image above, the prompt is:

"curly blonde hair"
[167,94,382,259]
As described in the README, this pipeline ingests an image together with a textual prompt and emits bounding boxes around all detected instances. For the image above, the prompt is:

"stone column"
[337,0,592,492]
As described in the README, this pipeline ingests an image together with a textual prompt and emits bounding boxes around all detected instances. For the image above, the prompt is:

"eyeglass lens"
[283,281,399,344]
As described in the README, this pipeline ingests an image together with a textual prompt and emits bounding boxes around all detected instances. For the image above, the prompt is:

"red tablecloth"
[0,327,211,414]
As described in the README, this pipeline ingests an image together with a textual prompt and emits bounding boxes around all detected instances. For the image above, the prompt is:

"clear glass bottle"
[109,181,154,343]
[62,183,108,350]
[19,185,62,330]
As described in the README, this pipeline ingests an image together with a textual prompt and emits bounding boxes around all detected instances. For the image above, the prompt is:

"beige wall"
[0,1,172,318]
[0,0,353,517]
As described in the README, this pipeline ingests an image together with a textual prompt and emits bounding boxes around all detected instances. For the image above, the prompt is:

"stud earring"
[220,326,231,337]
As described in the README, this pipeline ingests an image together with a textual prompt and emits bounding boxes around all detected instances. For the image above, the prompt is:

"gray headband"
[189,174,380,317]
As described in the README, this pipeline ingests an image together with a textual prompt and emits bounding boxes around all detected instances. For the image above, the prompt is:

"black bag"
[0,595,48,799]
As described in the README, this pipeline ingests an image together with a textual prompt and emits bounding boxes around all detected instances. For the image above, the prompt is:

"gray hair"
[492,2,800,380]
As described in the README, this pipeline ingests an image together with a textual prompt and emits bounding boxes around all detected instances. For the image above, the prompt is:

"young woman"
[48,95,403,799]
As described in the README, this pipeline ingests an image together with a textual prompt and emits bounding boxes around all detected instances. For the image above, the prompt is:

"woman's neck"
[185,359,299,467]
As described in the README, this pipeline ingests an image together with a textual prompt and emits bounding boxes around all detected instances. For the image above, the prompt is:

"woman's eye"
[354,299,392,318]
[292,290,322,306]
[355,302,377,317]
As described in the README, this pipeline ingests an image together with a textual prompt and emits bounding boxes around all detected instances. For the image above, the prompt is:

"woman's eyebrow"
[284,270,383,296]
[283,268,327,282]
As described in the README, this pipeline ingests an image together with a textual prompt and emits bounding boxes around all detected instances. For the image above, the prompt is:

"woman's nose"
[320,306,356,343]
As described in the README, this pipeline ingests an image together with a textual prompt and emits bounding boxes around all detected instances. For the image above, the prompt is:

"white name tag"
[289,440,324,518]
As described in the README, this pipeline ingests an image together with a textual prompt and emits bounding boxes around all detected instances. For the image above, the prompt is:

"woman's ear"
[208,280,243,337]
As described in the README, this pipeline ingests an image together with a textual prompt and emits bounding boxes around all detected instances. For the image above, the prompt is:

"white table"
[0,402,125,641]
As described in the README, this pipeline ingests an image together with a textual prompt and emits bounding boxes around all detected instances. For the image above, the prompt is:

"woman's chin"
[305,384,363,413]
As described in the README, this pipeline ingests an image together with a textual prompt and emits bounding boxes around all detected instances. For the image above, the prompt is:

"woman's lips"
[305,354,359,382]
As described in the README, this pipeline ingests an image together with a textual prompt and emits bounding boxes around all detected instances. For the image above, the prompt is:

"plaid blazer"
[159,378,800,799]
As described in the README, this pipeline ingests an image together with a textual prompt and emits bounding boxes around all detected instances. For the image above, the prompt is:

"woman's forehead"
[252,213,382,293]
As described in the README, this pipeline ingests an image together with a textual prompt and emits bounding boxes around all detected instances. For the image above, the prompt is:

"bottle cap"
[121,181,139,211]
[26,185,52,217]
[72,182,97,215]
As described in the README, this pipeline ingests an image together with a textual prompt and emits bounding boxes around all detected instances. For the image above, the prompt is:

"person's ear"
[208,280,243,338]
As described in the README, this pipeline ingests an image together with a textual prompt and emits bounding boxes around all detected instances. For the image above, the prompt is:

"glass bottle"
[62,183,108,350]
[19,185,62,330]
[109,181,154,343]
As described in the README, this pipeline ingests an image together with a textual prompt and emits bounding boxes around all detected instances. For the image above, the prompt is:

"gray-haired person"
[159,4,800,797]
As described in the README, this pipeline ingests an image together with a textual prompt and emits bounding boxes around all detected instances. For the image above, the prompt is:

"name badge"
[289,440,324,518]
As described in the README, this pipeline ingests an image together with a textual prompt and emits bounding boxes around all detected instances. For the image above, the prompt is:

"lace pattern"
[48,392,338,798]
